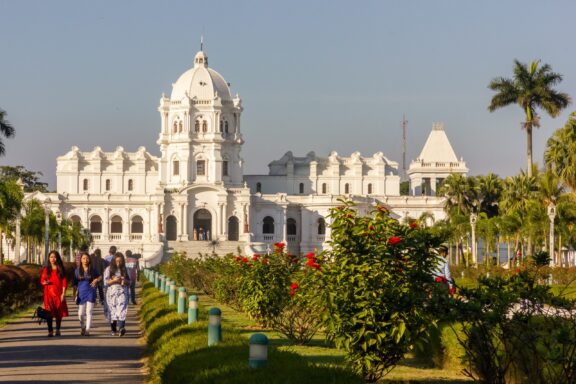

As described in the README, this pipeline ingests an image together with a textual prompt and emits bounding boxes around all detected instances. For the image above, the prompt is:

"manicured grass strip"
[0,301,42,329]
[140,281,363,384]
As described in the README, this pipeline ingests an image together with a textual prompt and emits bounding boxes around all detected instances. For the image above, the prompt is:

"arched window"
[110,215,123,234]
[219,120,223,132]
[202,120,207,132]
[179,121,183,133]
[317,218,326,235]
[128,179,133,191]
[344,183,350,194]
[287,218,297,235]
[173,121,177,133]
[225,121,229,133]
[173,160,180,176]
[131,215,143,233]
[83,179,89,191]
[197,160,206,176]
[367,183,373,194]
[105,179,111,191]
[69,215,82,226]
[256,182,262,193]
[299,183,304,194]
[322,183,327,194]
[195,120,200,133]
[222,161,229,176]
[263,216,274,234]
[90,215,102,233]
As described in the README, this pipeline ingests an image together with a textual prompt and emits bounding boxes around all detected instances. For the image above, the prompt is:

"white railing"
[287,235,297,243]
[317,235,326,242]
[109,234,122,241]
[263,234,274,241]
[130,234,143,241]
[92,234,102,241]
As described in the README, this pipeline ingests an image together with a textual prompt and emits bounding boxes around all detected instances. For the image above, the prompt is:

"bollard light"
[178,287,187,314]
[208,307,222,346]
[165,278,172,294]
[169,282,176,305]
[160,275,166,292]
[249,333,269,368]
[188,295,199,324]
[154,272,160,289]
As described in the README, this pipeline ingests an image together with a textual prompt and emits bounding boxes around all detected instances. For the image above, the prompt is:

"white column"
[15,214,21,264]
[282,207,287,244]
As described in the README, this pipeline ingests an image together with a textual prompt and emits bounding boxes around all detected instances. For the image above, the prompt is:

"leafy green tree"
[488,60,571,177]
[319,201,447,382]
[0,179,24,263]
[545,111,576,191]
[0,166,49,192]
[0,109,15,157]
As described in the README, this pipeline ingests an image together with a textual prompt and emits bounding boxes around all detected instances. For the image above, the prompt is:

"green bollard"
[188,295,199,324]
[165,278,172,294]
[178,287,186,314]
[169,282,176,305]
[160,275,166,292]
[208,307,222,346]
[249,333,269,368]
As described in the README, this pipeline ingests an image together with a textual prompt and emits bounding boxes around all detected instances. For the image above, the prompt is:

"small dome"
[170,50,232,102]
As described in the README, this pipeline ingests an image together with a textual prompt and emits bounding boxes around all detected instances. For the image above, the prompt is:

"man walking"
[125,250,139,305]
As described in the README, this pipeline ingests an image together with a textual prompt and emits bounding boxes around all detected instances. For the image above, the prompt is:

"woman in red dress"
[41,250,69,337]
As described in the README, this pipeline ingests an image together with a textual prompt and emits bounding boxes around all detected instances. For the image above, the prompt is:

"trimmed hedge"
[140,279,363,384]
[0,264,43,314]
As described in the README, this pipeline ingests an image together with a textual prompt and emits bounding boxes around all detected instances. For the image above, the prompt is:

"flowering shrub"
[318,200,445,382]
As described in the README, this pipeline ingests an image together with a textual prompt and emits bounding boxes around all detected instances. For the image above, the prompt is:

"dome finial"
[200,34,204,52]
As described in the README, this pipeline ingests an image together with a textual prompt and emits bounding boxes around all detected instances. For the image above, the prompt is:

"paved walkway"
[0,294,144,383]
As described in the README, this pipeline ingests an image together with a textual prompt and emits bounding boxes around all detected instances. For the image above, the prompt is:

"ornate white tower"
[157,49,245,189]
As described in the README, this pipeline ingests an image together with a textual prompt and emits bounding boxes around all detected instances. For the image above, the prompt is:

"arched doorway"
[228,216,239,241]
[166,215,177,241]
[194,209,212,241]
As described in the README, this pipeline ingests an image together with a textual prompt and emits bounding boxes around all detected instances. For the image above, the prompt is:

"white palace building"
[19,49,467,265]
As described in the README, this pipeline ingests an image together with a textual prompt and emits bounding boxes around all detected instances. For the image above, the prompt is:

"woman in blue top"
[73,252,102,336]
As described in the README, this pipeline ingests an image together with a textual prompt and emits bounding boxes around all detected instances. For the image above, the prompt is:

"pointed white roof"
[416,123,458,163]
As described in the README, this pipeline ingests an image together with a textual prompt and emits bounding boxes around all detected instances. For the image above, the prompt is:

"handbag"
[32,306,52,325]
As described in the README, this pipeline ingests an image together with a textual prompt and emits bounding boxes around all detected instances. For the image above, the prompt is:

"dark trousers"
[47,318,62,333]
[97,281,104,303]
[129,281,137,304]
[110,320,126,332]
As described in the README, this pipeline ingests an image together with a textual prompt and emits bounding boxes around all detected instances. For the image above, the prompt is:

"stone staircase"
[165,240,247,260]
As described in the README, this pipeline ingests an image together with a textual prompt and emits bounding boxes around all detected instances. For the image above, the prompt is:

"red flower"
[289,290,296,297]
[369,225,375,231]
[263,257,269,265]
[242,257,249,263]
[252,254,260,261]
[306,259,321,270]
[515,267,521,273]
[274,242,285,250]
[388,236,402,245]
[234,256,241,262]
[409,222,418,229]
[290,282,299,289]
[306,252,315,260]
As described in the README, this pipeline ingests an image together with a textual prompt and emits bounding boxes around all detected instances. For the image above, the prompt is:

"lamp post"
[43,198,51,265]
[56,212,62,258]
[548,202,556,267]
[15,207,24,264]
[470,212,478,266]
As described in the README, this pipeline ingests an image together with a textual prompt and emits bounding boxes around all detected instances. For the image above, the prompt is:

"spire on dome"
[200,34,204,51]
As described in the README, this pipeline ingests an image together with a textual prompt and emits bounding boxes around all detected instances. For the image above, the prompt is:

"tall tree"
[488,60,571,177]
[0,165,49,192]
[0,109,15,157]
[545,112,576,191]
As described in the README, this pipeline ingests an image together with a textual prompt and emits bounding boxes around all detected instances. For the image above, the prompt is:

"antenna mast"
[402,114,408,180]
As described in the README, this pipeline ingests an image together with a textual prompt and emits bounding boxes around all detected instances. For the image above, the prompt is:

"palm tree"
[545,112,576,191]
[488,60,571,177]
[0,109,15,157]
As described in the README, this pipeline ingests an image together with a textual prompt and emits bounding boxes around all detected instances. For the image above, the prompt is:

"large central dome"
[170,50,232,101]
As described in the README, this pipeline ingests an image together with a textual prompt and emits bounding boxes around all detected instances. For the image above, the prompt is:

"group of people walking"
[41,246,139,337]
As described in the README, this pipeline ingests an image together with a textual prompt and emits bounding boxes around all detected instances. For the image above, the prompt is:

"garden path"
[0,295,144,383]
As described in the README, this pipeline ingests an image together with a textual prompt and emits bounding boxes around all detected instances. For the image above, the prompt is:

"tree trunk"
[527,125,533,177]
[0,229,4,264]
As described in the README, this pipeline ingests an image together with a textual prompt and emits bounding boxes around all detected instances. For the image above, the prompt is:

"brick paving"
[0,295,144,383]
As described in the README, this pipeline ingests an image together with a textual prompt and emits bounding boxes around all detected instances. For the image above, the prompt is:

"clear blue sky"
[1,0,575,189]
